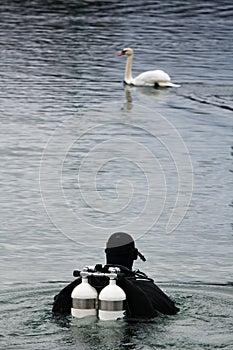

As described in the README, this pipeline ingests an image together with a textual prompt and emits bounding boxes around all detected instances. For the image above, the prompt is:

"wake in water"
[187,93,233,111]
[181,83,233,111]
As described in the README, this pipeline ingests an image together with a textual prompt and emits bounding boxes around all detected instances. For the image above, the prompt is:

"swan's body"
[118,48,180,88]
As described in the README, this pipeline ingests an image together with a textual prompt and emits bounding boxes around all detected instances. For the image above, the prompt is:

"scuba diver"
[52,232,180,320]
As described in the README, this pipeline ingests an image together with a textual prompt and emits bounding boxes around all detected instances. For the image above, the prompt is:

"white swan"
[118,48,180,88]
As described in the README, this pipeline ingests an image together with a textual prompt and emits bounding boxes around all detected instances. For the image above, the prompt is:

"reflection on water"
[124,85,171,109]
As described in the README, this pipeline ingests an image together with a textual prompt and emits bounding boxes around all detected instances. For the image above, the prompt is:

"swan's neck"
[124,54,133,84]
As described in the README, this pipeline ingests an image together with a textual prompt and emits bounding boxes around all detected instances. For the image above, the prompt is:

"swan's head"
[118,48,133,57]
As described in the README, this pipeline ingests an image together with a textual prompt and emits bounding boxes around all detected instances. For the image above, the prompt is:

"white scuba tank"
[98,278,126,321]
[71,277,98,318]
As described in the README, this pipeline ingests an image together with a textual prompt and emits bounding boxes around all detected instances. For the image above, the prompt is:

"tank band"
[72,298,96,310]
[99,300,124,311]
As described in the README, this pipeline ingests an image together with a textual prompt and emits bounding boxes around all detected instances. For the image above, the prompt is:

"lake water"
[0,0,232,349]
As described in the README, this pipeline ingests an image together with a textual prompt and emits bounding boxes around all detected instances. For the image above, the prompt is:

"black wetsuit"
[52,271,179,319]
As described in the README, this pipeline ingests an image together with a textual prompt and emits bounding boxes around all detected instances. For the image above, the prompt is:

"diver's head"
[105,232,146,270]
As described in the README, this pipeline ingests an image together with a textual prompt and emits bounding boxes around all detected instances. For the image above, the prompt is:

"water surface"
[0,1,232,349]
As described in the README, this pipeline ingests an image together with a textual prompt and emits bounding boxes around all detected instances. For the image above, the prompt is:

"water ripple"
[0,282,233,349]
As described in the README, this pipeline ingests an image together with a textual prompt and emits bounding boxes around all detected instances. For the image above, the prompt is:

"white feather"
[119,48,180,88]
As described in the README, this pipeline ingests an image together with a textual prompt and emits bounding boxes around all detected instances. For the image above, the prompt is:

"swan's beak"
[118,51,125,56]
